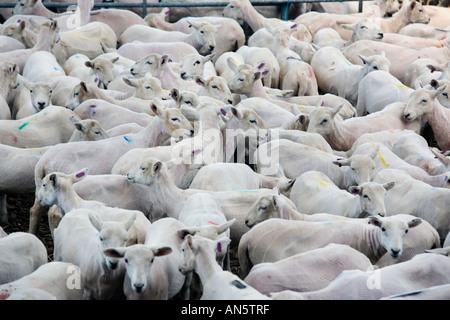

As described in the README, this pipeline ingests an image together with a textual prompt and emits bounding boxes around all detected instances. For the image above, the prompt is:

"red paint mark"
[12,136,17,144]
[308,67,315,79]
[89,105,96,108]
[0,292,10,300]
[207,221,218,225]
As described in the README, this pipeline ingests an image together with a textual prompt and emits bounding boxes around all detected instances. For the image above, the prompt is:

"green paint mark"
[18,122,29,130]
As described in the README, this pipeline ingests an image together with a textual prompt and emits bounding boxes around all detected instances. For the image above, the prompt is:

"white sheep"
[290,170,395,218]
[179,234,271,300]
[53,208,137,299]
[0,232,48,285]
[0,261,84,300]
[104,217,187,300]
[12,78,56,119]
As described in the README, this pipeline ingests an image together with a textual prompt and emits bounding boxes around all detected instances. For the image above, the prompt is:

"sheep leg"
[48,205,62,239]
[0,193,8,225]
[29,197,46,235]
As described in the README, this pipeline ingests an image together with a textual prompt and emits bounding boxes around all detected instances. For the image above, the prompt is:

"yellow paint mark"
[327,32,336,39]
[378,151,390,168]
[394,83,410,90]
[316,177,330,187]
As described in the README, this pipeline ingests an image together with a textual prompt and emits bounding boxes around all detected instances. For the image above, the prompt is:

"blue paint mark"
[18,122,29,130]
[231,280,247,289]
[123,136,133,144]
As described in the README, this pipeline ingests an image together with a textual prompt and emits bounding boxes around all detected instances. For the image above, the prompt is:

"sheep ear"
[194,76,206,87]
[432,85,447,99]
[123,212,137,231]
[408,218,422,229]
[104,247,127,258]
[153,246,172,257]
[170,88,180,101]
[282,179,296,193]
[333,159,350,167]
[123,77,137,88]
[348,185,362,195]
[227,57,239,73]
[216,218,236,235]
[231,106,242,119]
[340,23,356,31]
[72,168,88,182]
[383,181,395,191]
[84,61,94,69]
[177,228,196,239]
[49,173,58,187]
[74,122,84,132]
[150,100,165,118]
[88,212,103,232]
[368,215,382,227]
[153,161,163,174]
[332,104,344,117]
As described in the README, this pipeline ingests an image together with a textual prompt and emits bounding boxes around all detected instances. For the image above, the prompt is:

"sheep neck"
[132,116,169,148]
[426,101,450,150]
[56,184,85,214]
[277,202,306,221]
[382,4,411,33]
[193,243,223,285]
[324,117,355,152]
[362,224,386,263]
[152,169,187,219]
[240,0,265,31]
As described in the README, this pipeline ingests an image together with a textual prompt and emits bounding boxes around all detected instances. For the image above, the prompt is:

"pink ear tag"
[217,242,222,253]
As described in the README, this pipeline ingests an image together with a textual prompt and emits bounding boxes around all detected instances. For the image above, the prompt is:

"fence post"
[142,0,147,18]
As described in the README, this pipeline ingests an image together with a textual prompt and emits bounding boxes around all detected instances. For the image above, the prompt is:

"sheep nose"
[37,102,46,109]
[378,33,383,39]
[390,249,400,257]
[227,99,233,104]
[404,113,410,120]
[134,283,144,293]
[209,46,215,52]
[108,262,118,270]
[190,130,195,136]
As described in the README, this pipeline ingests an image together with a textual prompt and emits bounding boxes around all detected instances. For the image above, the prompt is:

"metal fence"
[0,0,370,20]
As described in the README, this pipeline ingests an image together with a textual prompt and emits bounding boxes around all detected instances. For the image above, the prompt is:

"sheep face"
[369,215,422,258]
[245,196,275,228]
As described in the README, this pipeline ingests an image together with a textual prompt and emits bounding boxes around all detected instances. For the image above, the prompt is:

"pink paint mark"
[89,104,96,108]
[208,221,218,225]
[0,292,10,300]
[12,136,17,144]
[308,67,314,79]
[165,10,170,15]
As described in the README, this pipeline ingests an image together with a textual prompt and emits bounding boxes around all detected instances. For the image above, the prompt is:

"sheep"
[0,261,84,300]
[12,78,56,120]
[403,84,450,150]
[51,21,118,66]
[28,103,193,235]
[290,170,395,218]
[235,45,280,89]
[305,103,422,152]
[0,232,48,285]
[178,234,271,300]
[36,168,150,243]
[73,99,152,130]
[373,168,450,243]
[310,47,390,106]
[117,41,198,64]
[313,18,384,48]
[125,158,297,247]
[0,19,59,72]
[68,118,110,142]
[382,283,450,300]
[244,243,373,296]
[176,193,237,298]
[179,52,217,81]
[53,208,137,299]
[271,253,450,300]
[391,131,450,175]
[341,33,450,84]
[0,61,19,120]
[238,215,423,278]
[214,51,245,81]
[354,142,450,189]
[119,21,218,56]
[356,70,415,116]
[253,139,378,189]
[189,162,294,195]
[22,50,65,83]
[104,217,187,300]
[404,60,450,90]
[0,144,50,225]
[0,105,81,148]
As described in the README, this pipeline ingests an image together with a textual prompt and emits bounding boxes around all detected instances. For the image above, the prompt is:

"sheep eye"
[405,229,408,234]
[146,61,152,65]
[29,89,33,93]
[124,258,128,264]
[211,85,218,89]
[144,86,151,90]
[238,78,244,82]
[151,258,155,263]
[184,100,192,105]
[321,119,328,124]
[381,227,386,232]
[249,119,256,124]
[259,206,267,210]
[363,194,369,199]
[195,61,200,65]
[373,66,378,70]
[421,99,428,103]
[442,93,448,98]
[171,117,179,122]
[95,131,101,134]
[200,30,204,34]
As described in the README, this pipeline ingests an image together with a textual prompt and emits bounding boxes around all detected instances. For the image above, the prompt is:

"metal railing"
[0,0,369,20]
